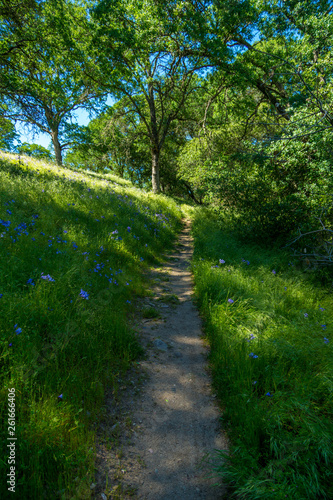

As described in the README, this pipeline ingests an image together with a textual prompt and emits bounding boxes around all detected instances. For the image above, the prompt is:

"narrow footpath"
[94,219,228,499]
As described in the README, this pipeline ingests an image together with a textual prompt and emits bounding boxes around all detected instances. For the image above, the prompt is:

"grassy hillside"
[0,152,183,498]
[190,210,333,500]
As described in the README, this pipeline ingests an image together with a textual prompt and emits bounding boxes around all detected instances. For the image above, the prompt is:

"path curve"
[94,219,228,499]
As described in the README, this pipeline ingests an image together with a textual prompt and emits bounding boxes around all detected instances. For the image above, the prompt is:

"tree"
[0,0,103,164]
[0,115,17,150]
[89,0,224,193]
[17,142,53,159]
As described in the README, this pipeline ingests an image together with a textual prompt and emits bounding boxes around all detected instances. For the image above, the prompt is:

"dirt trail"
[94,219,228,499]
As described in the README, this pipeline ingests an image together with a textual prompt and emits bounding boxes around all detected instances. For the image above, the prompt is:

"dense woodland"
[0,1,333,499]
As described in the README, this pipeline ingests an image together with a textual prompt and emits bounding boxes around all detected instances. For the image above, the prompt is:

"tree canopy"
[0,0,332,240]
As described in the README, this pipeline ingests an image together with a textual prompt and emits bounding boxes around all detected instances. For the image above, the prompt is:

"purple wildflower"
[219,259,225,264]
[41,273,55,282]
[228,298,234,304]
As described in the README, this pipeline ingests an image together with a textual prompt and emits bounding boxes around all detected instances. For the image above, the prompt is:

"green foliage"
[191,210,333,499]
[0,0,104,163]
[0,116,17,151]
[0,151,182,498]
[17,142,53,159]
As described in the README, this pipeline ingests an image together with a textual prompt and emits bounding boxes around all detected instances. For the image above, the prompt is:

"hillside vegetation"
[0,152,182,498]
[191,210,333,500]
[0,151,332,499]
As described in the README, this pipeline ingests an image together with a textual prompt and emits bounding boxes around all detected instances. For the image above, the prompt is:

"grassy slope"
[0,152,183,498]
[190,209,333,500]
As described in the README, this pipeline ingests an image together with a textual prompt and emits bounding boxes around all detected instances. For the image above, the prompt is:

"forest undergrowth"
[190,209,333,500]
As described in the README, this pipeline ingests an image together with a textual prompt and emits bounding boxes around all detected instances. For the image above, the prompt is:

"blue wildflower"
[15,327,22,335]
[304,313,308,318]
[0,220,11,228]
[324,337,329,344]
[219,259,225,264]
[27,278,35,286]
[41,273,55,282]
[228,298,234,304]
[80,289,89,300]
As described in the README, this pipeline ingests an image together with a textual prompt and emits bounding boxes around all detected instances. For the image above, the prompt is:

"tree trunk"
[151,148,160,194]
[51,129,62,165]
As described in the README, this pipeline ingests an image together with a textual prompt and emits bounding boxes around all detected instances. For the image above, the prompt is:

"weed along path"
[94,219,227,499]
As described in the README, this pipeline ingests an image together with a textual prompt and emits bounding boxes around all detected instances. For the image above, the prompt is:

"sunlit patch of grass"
[0,151,183,497]
[190,211,333,500]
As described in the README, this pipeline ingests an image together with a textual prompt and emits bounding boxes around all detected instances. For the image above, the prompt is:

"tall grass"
[190,210,333,499]
[0,152,183,498]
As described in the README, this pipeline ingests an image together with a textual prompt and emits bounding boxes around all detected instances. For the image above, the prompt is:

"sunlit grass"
[0,151,183,497]
[190,212,333,500]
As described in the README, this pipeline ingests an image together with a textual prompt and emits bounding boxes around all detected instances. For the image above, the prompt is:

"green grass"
[190,209,333,500]
[0,152,183,498]
[141,306,161,319]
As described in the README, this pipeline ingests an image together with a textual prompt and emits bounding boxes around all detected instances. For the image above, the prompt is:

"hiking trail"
[94,219,228,499]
